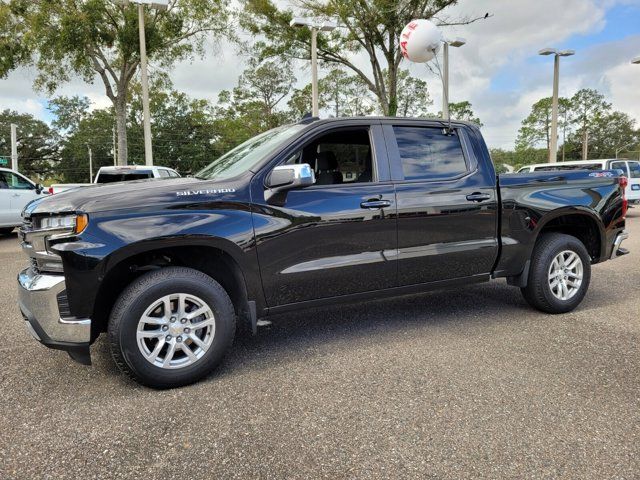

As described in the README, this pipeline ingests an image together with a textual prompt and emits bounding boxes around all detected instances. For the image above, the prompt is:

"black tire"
[108,267,235,389]
[0,227,15,236]
[520,233,591,314]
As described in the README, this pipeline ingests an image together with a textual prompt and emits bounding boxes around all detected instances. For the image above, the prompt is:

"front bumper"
[17,267,92,364]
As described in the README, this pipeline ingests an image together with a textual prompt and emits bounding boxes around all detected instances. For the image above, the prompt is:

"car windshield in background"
[98,172,153,183]
[196,124,306,181]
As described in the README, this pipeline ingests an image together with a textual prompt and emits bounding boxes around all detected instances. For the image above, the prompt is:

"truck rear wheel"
[520,233,591,314]
[0,227,14,236]
[108,267,235,388]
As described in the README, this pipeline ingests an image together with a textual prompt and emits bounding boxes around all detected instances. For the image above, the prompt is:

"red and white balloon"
[400,19,443,63]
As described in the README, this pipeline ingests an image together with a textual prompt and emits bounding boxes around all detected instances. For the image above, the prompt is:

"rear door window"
[628,161,640,178]
[158,169,171,178]
[393,127,468,181]
[610,161,628,175]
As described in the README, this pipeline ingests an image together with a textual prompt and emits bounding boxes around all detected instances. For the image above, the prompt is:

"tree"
[565,109,638,160]
[3,0,229,165]
[515,97,571,160]
[127,85,219,173]
[241,0,487,116]
[319,68,377,117]
[446,100,482,126]
[234,57,295,129]
[395,69,432,117]
[0,110,58,179]
[570,88,611,160]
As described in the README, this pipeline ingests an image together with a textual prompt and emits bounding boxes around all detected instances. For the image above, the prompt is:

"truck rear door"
[382,120,499,285]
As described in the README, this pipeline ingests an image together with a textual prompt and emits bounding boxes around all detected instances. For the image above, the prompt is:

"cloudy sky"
[2,0,640,149]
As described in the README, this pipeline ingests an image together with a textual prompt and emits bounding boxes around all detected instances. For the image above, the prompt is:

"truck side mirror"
[35,183,45,194]
[266,164,315,193]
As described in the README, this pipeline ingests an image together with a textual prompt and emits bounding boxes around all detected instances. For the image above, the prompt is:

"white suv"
[0,168,49,234]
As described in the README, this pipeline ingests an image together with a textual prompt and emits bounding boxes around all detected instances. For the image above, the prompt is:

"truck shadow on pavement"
[91,280,546,386]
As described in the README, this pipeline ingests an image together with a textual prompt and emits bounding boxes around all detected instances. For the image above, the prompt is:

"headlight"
[37,214,88,234]
[39,215,76,230]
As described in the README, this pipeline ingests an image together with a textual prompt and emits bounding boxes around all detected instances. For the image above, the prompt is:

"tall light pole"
[633,57,640,160]
[126,0,168,166]
[441,38,466,120]
[539,48,575,163]
[290,18,338,117]
[86,144,94,181]
[10,124,18,172]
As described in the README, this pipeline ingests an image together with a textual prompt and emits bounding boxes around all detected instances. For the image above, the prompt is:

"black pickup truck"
[17,117,629,388]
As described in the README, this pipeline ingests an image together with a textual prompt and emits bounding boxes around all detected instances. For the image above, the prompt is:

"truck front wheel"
[520,233,591,314]
[108,267,235,388]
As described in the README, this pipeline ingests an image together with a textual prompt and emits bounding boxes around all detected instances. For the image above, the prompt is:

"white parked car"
[516,159,640,203]
[0,167,49,234]
[49,165,181,194]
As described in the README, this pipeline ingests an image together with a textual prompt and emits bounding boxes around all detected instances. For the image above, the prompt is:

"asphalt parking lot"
[1,211,639,479]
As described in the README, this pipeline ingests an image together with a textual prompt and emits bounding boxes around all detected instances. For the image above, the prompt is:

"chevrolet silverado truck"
[17,117,629,388]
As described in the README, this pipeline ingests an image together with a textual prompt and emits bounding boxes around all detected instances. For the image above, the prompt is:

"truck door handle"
[466,192,491,202]
[360,199,391,209]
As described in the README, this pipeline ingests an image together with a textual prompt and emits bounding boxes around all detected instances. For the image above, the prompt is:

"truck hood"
[24,177,242,216]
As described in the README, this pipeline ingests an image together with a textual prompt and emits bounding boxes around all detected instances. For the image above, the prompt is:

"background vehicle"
[516,159,640,203]
[0,167,48,235]
[49,165,181,194]
[17,118,629,388]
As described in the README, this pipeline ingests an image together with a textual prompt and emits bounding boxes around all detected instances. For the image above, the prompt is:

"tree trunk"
[387,65,398,117]
[114,96,128,166]
[582,129,588,160]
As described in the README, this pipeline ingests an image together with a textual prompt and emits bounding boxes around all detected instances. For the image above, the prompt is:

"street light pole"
[87,144,93,181]
[10,124,18,172]
[138,3,153,166]
[311,27,319,117]
[290,17,338,118]
[441,38,465,121]
[539,48,575,163]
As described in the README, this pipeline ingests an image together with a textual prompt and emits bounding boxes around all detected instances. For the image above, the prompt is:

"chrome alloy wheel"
[548,250,583,301]
[136,293,215,369]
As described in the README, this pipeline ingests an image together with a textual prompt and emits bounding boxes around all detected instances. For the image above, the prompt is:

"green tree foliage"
[241,0,485,116]
[395,69,432,117]
[212,58,296,149]
[48,96,116,182]
[0,110,58,179]
[516,97,568,151]
[127,86,219,173]
[3,0,229,165]
[447,101,482,126]
[568,88,611,159]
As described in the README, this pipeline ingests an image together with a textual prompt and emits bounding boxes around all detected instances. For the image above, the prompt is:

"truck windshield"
[196,124,306,181]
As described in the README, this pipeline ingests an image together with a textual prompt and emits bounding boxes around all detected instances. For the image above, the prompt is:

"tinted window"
[534,163,602,172]
[393,127,467,181]
[610,161,628,175]
[0,171,33,189]
[629,162,640,179]
[97,172,153,183]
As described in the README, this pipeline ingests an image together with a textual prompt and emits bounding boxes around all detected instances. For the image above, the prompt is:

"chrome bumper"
[17,268,91,345]
[610,231,629,260]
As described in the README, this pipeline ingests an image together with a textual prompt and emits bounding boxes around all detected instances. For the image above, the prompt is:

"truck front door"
[252,122,398,307]
[383,120,499,286]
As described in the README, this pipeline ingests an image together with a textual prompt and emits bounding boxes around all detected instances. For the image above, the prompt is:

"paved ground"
[1,211,639,479]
